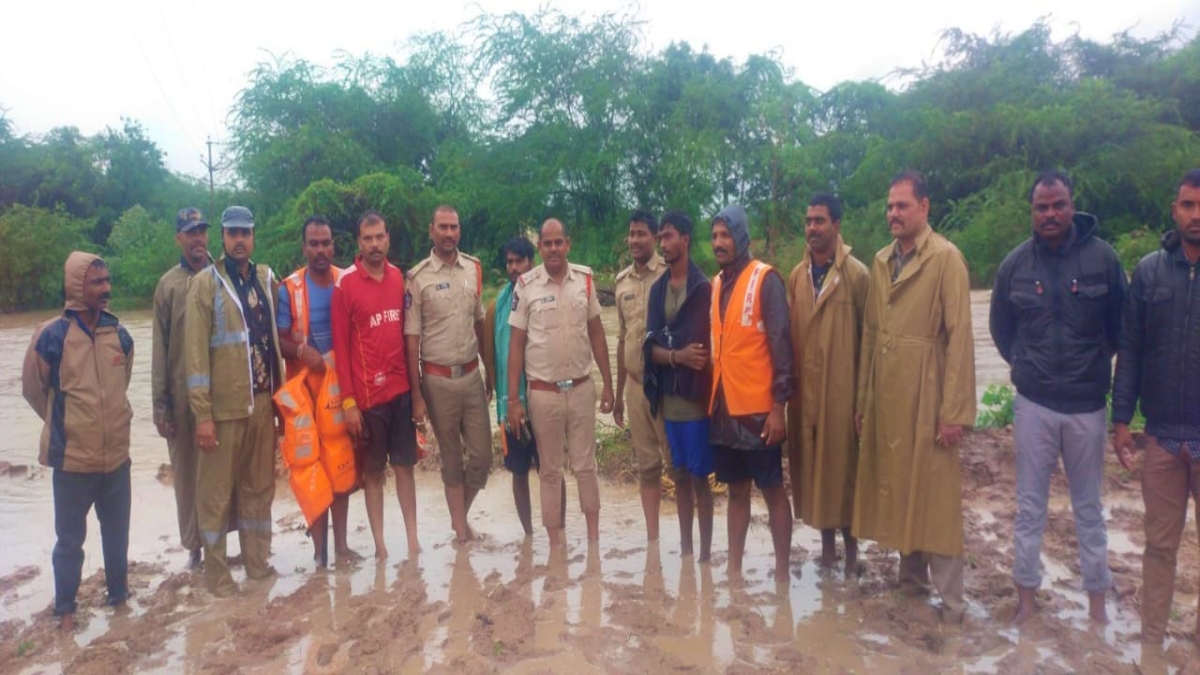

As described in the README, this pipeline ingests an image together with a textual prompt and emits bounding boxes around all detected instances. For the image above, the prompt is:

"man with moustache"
[644,211,715,561]
[1113,169,1200,647]
[23,252,134,630]
[784,193,869,576]
[332,211,420,559]
[277,215,359,567]
[405,205,492,543]
[991,170,1126,624]
[708,204,795,583]
[614,210,671,543]
[482,236,566,535]
[506,218,615,548]
[854,171,976,622]
[185,205,284,595]
[152,207,213,570]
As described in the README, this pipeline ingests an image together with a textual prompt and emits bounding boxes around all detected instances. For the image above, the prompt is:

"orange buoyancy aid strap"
[285,266,344,346]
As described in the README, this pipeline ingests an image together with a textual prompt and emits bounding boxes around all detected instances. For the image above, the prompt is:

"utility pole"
[202,136,217,217]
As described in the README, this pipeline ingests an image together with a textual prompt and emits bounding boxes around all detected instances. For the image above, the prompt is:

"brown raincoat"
[852,227,976,557]
[785,237,870,528]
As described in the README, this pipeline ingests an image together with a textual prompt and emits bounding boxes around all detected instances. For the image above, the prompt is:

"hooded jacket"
[642,258,712,418]
[989,212,1127,414]
[22,252,134,473]
[1112,230,1200,439]
[185,256,284,423]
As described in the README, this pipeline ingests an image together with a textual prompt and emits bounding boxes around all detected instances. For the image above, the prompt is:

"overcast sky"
[3,0,1196,177]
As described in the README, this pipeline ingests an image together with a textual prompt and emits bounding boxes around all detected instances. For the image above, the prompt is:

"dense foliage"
[2,12,1198,310]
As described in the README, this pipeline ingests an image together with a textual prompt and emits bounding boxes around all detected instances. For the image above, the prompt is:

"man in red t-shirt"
[332,211,420,559]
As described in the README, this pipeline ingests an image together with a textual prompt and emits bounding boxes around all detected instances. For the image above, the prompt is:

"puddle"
[1,296,1194,674]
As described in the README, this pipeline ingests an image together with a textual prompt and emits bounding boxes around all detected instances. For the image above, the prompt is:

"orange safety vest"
[282,266,342,380]
[312,352,357,494]
[710,260,775,416]
[274,371,334,528]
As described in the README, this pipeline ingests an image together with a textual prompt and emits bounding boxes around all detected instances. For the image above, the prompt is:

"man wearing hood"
[186,205,284,595]
[644,210,715,561]
[708,204,795,583]
[1112,168,1200,648]
[991,170,1126,625]
[152,207,213,570]
[23,252,134,630]
[855,170,976,623]
[785,193,870,576]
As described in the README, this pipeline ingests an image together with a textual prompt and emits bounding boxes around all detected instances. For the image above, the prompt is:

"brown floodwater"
[1,293,1183,674]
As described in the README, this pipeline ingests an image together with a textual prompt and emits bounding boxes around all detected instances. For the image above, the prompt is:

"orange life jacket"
[274,373,322,468]
[274,367,348,527]
[288,460,334,529]
[710,260,775,416]
[282,266,342,380]
[311,353,357,494]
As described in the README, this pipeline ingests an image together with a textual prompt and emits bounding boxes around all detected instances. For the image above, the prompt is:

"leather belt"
[528,376,590,392]
[421,359,478,378]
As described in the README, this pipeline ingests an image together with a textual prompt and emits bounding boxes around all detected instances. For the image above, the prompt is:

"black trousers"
[52,459,131,615]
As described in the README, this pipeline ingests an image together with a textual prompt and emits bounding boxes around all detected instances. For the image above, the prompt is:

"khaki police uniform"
[615,254,671,487]
[405,250,492,490]
[508,262,603,528]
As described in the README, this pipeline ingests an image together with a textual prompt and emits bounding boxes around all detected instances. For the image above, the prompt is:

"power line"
[153,0,210,136]
[117,5,205,158]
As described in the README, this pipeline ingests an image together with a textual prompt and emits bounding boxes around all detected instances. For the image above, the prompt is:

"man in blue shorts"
[644,211,714,561]
[484,237,565,535]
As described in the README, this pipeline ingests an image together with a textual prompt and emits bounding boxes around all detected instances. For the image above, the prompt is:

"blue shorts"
[501,422,539,475]
[665,419,714,478]
[713,445,783,489]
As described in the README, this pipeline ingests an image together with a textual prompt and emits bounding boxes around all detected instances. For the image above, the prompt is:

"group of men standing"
[622,171,976,615]
[19,167,1200,647]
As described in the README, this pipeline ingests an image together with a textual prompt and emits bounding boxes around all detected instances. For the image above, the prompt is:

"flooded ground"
[1,293,1197,674]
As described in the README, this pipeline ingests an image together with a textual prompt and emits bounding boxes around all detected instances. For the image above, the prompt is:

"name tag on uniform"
[435,282,450,291]
[538,295,556,304]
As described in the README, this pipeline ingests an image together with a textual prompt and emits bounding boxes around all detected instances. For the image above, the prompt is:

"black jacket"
[643,260,712,419]
[990,213,1127,414]
[1111,230,1200,440]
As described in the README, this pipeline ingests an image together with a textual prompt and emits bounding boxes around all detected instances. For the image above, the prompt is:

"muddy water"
[3,293,1181,675]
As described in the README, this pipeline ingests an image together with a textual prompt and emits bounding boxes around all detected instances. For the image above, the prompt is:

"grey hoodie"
[714,204,751,259]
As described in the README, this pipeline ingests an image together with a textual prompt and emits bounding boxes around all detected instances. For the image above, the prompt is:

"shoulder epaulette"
[408,258,432,279]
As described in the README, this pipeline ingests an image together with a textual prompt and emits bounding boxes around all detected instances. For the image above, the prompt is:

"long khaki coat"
[852,227,976,557]
[785,237,869,528]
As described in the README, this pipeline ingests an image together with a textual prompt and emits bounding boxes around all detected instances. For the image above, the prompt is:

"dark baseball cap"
[221,205,255,229]
[176,207,209,233]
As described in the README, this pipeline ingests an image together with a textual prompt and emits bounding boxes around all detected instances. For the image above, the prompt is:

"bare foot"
[375,546,389,563]
[1012,601,1037,625]
[1088,592,1109,625]
[336,548,364,565]
[819,551,837,569]
[58,614,75,631]
[406,537,421,556]
[680,546,694,558]
[697,551,711,564]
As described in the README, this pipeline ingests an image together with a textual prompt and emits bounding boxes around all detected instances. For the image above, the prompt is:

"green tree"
[0,205,93,310]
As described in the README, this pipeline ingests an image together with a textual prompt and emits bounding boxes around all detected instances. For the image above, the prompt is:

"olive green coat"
[785,237,869,528]
[852,227,976,557]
